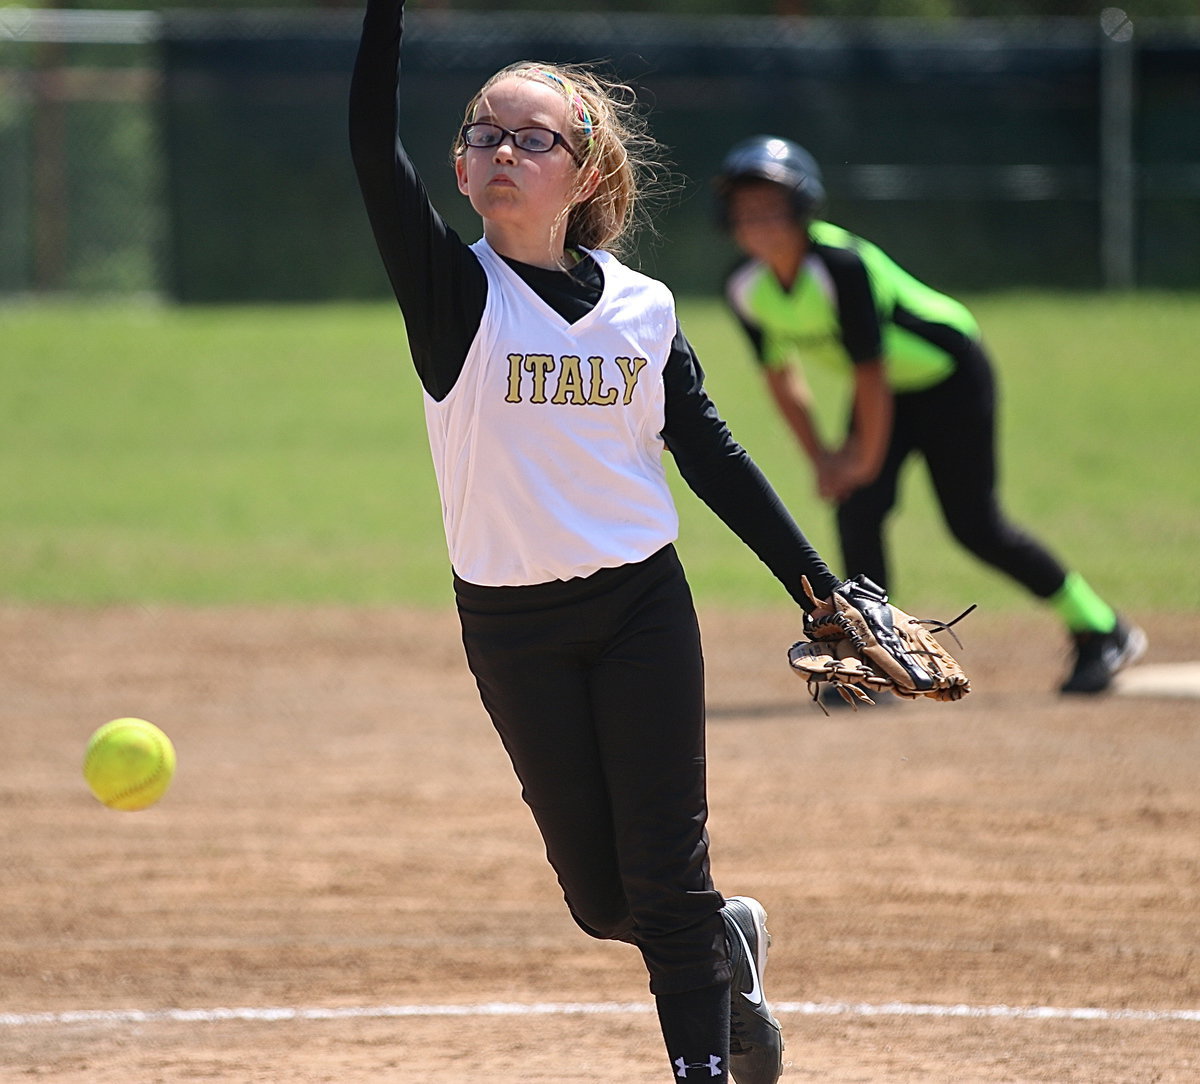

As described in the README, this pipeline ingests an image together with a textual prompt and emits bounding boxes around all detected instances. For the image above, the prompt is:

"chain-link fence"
[2,7,1198,299]
[0,9,164,295]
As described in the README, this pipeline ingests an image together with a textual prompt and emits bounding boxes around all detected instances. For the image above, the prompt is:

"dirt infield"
[2,605,1197,1082]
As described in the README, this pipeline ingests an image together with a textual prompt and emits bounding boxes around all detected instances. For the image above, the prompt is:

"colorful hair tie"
[537,69,594,149]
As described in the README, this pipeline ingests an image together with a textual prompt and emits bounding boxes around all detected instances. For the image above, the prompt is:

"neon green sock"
[1049,572,1117,634]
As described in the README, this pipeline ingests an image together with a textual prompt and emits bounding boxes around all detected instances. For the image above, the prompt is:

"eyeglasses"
[460,122,583,166]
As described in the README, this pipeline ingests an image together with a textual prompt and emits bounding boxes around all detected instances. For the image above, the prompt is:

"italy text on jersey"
[504,353,648,405]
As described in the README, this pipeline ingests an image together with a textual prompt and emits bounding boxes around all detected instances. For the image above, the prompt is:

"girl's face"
[726,182,808,267]
[455,75,595,254]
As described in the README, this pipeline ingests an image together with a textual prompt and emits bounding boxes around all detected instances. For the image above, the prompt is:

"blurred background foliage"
[5,1,1196,299]
[22,1,1200,17]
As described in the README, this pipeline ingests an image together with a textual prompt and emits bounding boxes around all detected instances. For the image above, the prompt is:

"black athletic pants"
[837,341,1068,599]
[454,544,730,996]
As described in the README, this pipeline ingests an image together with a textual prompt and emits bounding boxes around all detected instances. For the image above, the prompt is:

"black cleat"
[722,896,783,1084]
[1060,618,1148,694]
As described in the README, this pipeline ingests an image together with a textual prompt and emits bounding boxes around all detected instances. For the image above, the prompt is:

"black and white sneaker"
[722,896,783,1084]
[1060,618,1148,694]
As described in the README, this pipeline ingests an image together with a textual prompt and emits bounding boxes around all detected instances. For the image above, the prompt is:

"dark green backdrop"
[152,12,1200,299]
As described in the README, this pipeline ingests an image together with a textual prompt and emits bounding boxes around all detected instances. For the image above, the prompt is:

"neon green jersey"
[725,221,979,393]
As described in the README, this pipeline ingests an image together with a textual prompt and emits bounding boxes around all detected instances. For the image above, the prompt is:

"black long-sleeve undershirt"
[349,0,838,606]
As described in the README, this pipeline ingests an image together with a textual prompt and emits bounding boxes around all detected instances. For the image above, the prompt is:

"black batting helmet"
[715,135,826,227]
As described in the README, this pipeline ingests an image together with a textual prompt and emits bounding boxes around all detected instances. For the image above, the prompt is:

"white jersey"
[423,239,680,587]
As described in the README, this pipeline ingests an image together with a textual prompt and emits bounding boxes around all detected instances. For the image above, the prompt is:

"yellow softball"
[82,718,176,812]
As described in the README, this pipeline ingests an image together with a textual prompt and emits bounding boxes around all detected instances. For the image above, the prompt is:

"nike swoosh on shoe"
[730,919,763,1005]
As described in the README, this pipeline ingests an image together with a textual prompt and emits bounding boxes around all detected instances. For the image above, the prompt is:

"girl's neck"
[768,237,808,291]
[484,223,574,272]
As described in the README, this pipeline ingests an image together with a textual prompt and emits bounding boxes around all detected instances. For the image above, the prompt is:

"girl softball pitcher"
[715,136,1146,696]
[351,3,926,1078]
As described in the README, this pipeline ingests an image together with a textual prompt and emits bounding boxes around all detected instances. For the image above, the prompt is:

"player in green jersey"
[716,136,1145,695]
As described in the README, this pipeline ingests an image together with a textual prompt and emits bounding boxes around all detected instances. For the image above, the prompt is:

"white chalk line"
[2,1000,1198,1028]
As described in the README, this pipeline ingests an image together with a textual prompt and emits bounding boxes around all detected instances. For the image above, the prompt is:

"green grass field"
[2,293,1196,612]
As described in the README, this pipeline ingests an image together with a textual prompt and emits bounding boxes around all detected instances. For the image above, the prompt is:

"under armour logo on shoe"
[674,1054,723,1077]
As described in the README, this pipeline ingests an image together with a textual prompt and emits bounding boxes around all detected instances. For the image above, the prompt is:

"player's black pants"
[454,544,730,996]
[837,340,1068,599]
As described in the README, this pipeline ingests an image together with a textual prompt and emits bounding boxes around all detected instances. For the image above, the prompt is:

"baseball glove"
[789,575,973,710]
